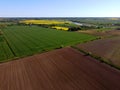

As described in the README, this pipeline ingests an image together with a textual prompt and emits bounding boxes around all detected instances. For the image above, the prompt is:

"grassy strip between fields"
[71,46,120,70]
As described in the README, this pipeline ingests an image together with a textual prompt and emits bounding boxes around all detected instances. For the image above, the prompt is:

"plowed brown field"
[77,36,120,67]
[0,47,120,90]
[79,30,120,38]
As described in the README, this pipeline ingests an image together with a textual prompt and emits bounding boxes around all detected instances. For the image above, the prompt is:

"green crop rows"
[0,25,97,62]
[0,35,14,60]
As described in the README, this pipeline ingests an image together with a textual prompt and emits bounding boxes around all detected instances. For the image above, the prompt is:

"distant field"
[79,29,120,38]
[76,36,120,68]
[20,20,71,25]
[52,26,69,31]
[0,25,96,62]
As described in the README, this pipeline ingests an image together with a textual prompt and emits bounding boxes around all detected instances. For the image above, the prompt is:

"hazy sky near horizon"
[0,0,120,17]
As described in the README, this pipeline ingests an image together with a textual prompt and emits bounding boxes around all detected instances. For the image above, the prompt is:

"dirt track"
[0,47,120,90]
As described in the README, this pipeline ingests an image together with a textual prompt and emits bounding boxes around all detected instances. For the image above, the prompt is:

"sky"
[0,0,120,17]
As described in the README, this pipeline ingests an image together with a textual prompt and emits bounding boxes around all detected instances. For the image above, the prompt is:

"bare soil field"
[77,36,120,67]
[0,47,120,90]
[79,30,120,38]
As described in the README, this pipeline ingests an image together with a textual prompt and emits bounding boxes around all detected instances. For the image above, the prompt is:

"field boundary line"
[71,46,120,70]
[2,33,16,57]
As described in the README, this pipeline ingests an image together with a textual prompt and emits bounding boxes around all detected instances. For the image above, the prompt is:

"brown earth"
[79,29,120,38]
[0,47,120,90]
[77,36,120,67]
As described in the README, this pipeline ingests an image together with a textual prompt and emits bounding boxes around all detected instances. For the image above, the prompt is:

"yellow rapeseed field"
[109,18,119,20]
[20,20,71,25]
[52,26,69,31]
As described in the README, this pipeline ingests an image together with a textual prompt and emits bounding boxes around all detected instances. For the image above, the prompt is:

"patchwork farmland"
[76,36,120,68]
[0,47,120,90]
[1,18,120,90]
[0,25,96,62]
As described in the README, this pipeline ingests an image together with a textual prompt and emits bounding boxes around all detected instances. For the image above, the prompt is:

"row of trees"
[68,25,101,31]
[22,23,100,31]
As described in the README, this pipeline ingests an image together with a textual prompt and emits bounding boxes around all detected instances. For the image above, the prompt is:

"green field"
[0,25,97,62]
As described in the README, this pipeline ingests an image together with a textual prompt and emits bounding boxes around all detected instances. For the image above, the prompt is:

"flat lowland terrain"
[0,47,120,90]
[79,29,120,38]
[0,25,96,62]
[76,36,120,67]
